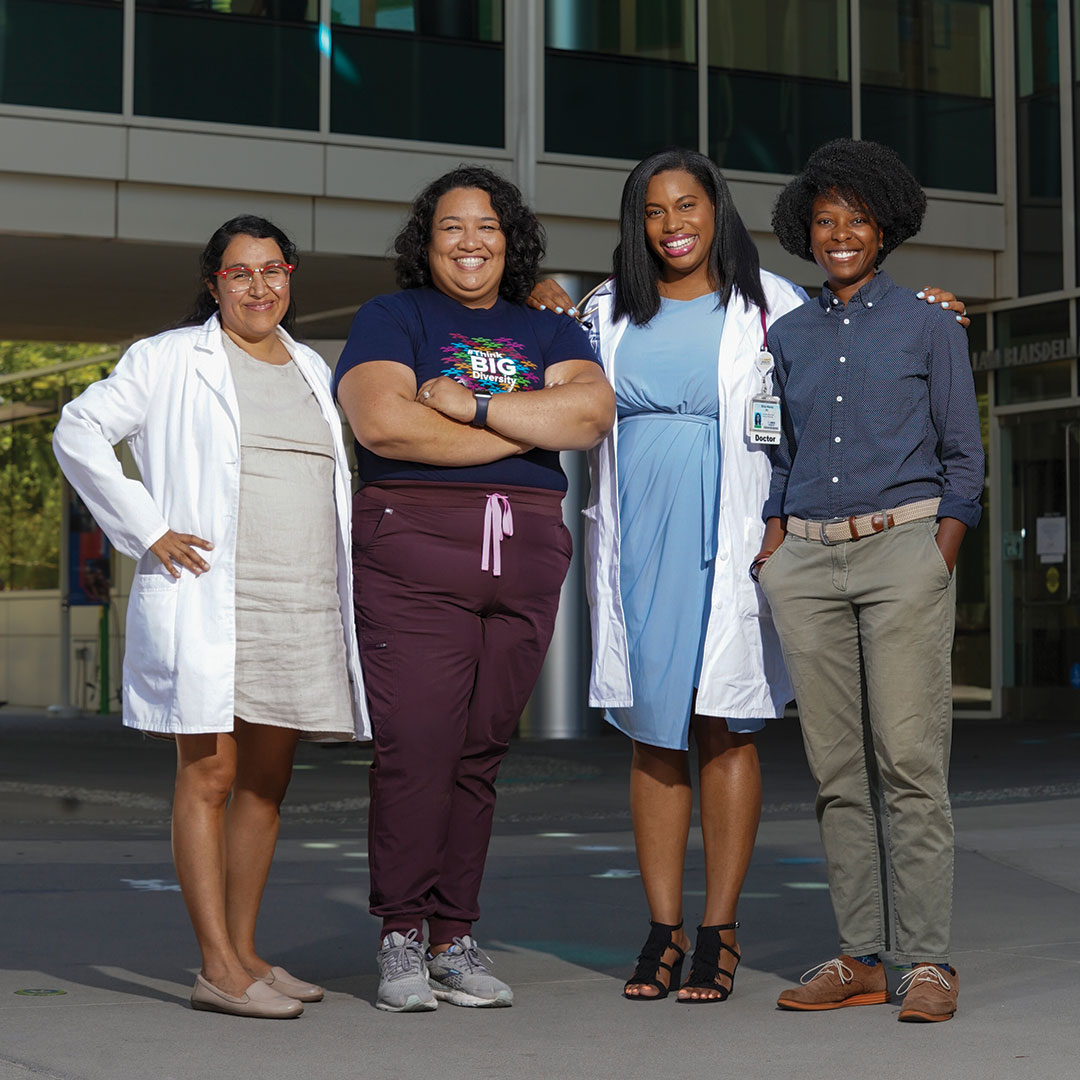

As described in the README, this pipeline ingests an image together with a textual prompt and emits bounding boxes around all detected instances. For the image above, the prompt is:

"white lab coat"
[52,316,370,739]
[582,272,808,720]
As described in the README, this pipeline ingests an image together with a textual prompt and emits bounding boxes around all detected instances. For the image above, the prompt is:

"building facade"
[0,1,1076,721]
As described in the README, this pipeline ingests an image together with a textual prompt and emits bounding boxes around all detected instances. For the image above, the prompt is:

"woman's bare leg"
[173,730,253,996]
[624,739,693,997]
[224,719,300,978]
[677,718,760,1001]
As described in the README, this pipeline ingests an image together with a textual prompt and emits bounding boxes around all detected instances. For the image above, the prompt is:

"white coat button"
[718,550,729,561]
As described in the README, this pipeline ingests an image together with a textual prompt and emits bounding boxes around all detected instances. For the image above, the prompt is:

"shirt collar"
[818,270,894,312]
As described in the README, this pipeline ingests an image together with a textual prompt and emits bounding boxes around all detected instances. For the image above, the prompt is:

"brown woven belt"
[786,497,941,545]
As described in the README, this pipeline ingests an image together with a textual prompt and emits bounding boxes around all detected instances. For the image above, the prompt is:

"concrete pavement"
[1,708,1078,1079]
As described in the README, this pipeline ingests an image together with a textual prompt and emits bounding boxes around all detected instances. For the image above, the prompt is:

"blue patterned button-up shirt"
[763,271,983,527]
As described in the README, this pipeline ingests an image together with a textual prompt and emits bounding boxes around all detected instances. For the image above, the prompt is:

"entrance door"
[999,407,1080,717]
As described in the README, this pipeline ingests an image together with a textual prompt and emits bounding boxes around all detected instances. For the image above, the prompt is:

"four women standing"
[53,146,974,1018]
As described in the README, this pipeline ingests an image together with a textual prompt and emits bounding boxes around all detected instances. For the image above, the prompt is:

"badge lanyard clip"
[747,308,781,445]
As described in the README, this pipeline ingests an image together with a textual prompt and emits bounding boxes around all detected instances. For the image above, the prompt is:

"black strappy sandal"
[622,920,686,1001]
[678,922,741,1003]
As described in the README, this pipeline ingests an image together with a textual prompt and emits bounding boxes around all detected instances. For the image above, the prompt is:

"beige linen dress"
[224,332,353,740]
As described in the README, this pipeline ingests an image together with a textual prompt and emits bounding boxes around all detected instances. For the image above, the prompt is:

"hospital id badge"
[747,349,781,444]
[747,395,781,444]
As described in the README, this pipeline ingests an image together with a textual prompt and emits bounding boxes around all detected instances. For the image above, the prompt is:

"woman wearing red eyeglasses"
[53,215,368,1019]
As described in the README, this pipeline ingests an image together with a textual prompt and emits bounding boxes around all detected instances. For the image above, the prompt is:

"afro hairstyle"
[771,138,927,267]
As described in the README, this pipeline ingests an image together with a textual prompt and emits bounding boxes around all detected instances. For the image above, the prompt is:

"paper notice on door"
[1036,515,1066,564]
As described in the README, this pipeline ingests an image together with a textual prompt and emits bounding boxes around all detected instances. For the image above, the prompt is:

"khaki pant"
[759,519,955,963]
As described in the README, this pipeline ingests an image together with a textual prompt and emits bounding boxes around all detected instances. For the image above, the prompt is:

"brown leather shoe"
[259,966,324,1003]
[777,956,890,1011]
[897,964,958,1022]
[190,974,303,1018]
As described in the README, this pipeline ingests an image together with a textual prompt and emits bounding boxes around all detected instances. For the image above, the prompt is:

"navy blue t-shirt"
[333,287,599,491]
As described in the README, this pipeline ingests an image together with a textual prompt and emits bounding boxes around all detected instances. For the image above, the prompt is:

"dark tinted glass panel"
[330,2,503,144]
[331,0,502,40]
[135,3,319,129]
[710,71,849,175]
[545,50,696,159]
[331,30,503,144]
[995,302,1073,405]
[708,1,849,174]
[1017,0,1062,294]
[0,0,122,113]
[861,0,995,192]
[545,0,696,159]
[861,88,995,191]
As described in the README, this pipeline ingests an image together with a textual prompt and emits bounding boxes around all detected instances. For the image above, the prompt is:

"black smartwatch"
[471,390,493,429]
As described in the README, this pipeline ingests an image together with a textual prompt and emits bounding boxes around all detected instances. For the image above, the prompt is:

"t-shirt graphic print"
[441,334,539,394]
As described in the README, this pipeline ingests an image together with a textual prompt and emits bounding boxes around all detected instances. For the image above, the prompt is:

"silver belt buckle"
[819,515,846,546]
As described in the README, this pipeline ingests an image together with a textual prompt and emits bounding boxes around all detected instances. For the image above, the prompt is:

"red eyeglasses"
[212,263,295,293]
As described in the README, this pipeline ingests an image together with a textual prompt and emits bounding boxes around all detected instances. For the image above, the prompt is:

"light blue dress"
[606,293,748,750]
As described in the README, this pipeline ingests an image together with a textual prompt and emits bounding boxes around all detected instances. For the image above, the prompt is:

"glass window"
[708,1,851,175]
[0,0,122,113]
[135,1,320,130]
[861,0,995,192]
[1017,0,1063,294]
[545,0,697,159]
[331,1,503,146]
[995,302,1074,405]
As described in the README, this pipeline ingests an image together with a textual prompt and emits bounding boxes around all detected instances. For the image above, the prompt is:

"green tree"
[0,343,117,590]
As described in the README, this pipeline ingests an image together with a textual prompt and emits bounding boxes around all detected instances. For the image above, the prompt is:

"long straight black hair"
[612,148,767,326]
[176,215,299,333]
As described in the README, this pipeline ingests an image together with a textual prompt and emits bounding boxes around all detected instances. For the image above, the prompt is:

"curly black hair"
[393,165,545,305]
[772,139,926,267]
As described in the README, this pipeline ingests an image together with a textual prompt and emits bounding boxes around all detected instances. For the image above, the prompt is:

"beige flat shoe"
[259,965,325,1003]
[190,974,303,1018]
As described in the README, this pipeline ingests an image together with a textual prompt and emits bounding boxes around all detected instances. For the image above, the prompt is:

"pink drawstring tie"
[481,493,514,576]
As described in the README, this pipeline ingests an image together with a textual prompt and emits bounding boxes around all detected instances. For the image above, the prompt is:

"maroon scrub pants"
[353,481,571,943]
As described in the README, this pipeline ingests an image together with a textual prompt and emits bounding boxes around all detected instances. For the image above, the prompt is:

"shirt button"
[831,476,839,483]
[843,318,850,325]
[835,436,841,443]
[839,356,846,363]
[867,301,873,308]
[836,395,843,402]
[831,298,839,306]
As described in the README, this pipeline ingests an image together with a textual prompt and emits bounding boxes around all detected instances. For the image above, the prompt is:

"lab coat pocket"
[126,578,180,698]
